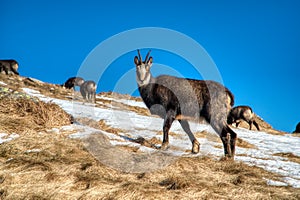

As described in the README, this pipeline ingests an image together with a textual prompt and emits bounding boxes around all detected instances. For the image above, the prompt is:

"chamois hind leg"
[89,93,95,103]
[211,121,237,159]
[93,92,96,103]
[178,119,200,154]
[161,110,176,150]
[224,125,237,158]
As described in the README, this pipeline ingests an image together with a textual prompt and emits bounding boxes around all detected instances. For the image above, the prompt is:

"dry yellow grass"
[1,115,298,199]
[1,132,299,200]
[273,152,300,164]
[1,75,299,199]
[98,91,143,102]
[96,96,150,116]
[0,96,72,134]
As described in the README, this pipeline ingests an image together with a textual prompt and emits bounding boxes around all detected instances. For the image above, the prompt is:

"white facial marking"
[136,64,151,86]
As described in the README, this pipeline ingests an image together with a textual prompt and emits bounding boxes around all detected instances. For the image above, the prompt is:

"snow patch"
[0,133,19,144]
[26,149,42,153]
[0,81,7,86]
[264,178,288,187]
[22,87,300,188]
[97,95,147,108]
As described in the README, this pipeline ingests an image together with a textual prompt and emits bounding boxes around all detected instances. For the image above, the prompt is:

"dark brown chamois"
[227,106,260,131]
[80,80,96,103]
[62,77,84,90]
[0,60,19,75]
[134,50,237,158]
[293,122,300,133]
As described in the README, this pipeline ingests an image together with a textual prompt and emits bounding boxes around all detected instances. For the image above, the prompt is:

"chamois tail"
[226,88,234,107]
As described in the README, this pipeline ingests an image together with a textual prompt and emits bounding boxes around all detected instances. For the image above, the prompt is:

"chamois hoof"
[192,140,200,154]
[223,154,234,161]
[160,142,169,151]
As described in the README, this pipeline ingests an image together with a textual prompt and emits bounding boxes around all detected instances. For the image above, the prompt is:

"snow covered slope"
[20,87,300,188]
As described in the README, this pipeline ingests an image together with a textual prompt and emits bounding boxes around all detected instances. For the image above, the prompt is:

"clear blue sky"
[1,0,299,132]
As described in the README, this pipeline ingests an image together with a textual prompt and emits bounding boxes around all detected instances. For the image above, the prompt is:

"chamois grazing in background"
[80,80,96,103]
[227,105,260,131]
[134,50,237,158]
[62,77,84,90]
[293,122,300,133]
[0,60,19,75]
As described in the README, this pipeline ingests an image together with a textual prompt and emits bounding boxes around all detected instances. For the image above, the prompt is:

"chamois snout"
[136,67,148,82]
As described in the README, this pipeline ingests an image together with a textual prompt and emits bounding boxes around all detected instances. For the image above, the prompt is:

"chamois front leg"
[253,120,260,131]
[179,119,200,154]
[248,121,253,130]
[161,110,175,150]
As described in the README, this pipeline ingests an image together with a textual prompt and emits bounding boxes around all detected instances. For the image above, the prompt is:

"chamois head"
[134,50,153,86]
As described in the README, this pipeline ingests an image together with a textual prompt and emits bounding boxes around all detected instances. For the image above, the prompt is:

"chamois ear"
[147,57,153,67]
[134,56,140,66]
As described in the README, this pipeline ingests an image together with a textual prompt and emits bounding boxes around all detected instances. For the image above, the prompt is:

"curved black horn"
[144,50,152,63]
[137,49,142,63]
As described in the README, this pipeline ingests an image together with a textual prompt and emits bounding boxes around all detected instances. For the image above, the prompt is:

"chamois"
[227,105,260,130]
[62,77,84,90]
[134,50,237,158]
[80,80,96,103]
[0,60,19,75]
[293,122,300,133]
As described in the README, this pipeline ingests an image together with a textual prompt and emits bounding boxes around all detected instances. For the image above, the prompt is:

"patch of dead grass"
[292,133,300,137]
[0,96,72,134]
[98,119,124,135]
[198,131,256,149]
[236,137,256,149]
[77,118,161,150]
[1,132,299,199]
[96,92,150,116]
[98,91,143,102]
[194,130,207,138]
[115,145,140,152]
[131,136,162,149]
[273,152,300,164]
[156,130,178,137]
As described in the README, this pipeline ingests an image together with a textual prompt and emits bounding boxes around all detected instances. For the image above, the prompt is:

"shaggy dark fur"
[80,80,96,103]
[62,77,84,90]
[228,106,260,131]
[135,50,237,158]
[0,60,19,75]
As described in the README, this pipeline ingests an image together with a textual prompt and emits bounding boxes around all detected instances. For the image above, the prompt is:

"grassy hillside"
[0,74,299,199]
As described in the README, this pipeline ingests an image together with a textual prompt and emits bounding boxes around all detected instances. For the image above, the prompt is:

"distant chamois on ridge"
[228,105,260,131]
[62,77,84,90]
[80,80,96,103]
[0,60,19,75]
